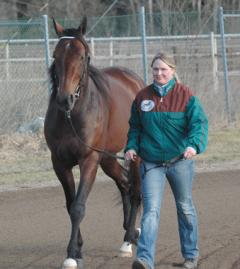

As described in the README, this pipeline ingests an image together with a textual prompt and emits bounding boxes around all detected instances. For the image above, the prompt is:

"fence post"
[42,14,51,95]
[6,43,9,80]
[210,32,218,92]
[110,37,113,66]
[139,6,148,84]
[90,37,95,64]
[219,6,231,124]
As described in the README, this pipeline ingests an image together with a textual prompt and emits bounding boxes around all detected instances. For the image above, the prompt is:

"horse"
[44,16,144,269]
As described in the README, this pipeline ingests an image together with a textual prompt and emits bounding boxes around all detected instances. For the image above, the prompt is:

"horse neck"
[70,76,108,144]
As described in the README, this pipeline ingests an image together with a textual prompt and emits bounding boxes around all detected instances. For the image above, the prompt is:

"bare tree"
[0,0,239,32]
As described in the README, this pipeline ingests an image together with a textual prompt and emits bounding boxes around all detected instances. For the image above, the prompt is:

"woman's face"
[152,58,175,85]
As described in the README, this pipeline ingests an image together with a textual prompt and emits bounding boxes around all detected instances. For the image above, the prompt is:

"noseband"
[57,36,90,113]
[73,54,89,100]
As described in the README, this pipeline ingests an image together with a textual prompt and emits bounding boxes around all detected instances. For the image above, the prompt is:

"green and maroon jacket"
[125,81,208,162]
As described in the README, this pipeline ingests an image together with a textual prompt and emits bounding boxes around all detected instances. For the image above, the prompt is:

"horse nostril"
[56,93,69,107]
[56,93,76,111]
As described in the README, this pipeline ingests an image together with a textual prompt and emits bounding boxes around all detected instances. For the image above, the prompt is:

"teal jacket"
[125,81,208,162]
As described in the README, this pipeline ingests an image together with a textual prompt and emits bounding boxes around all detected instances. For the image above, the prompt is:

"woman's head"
[151,53,178,85]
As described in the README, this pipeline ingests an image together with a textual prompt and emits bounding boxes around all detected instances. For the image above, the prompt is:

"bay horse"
[44,17,144,269]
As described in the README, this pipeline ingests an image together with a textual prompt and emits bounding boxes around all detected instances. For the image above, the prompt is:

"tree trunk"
[148,0,153,35]
[197,0,201,32]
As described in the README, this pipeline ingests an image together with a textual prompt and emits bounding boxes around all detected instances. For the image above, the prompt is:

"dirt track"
[1,169,240,269]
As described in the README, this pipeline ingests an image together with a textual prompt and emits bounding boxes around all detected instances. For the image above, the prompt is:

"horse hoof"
[62,258,78,269]
[119,241,132,257]
[76,258,84,269]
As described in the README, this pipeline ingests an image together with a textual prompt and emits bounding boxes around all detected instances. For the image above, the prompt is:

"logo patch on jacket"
[141,100,155,111]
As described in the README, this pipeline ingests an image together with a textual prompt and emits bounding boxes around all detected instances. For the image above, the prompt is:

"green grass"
[0,127,240,187]
[196,127,240,163]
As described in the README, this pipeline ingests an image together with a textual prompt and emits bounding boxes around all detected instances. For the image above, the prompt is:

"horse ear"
[52,18,64,37]
[78,16,87,35]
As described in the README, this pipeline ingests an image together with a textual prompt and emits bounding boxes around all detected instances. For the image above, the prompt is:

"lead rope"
[66,112,125,160]
[61,41,125,160]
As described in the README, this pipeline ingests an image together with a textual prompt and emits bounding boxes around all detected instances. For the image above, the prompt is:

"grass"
[196,127,240,163]
[0,127,240,187]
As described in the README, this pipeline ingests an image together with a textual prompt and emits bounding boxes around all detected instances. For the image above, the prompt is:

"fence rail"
[0,8,240,133]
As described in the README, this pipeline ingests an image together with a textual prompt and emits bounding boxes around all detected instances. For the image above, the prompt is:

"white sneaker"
[182,258,198,268]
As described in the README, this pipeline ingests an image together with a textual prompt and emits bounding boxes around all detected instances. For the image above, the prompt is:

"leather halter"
[57,36,90,103]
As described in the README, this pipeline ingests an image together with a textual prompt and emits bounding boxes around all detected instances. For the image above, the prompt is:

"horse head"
[51,17,90,114]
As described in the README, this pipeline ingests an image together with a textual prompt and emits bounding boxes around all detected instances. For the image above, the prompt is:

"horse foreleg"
[52,155,76,212]
[52,156,83,268]
[67,153,99,263]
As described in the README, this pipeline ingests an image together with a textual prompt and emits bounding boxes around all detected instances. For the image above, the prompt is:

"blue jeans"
[136,159,199,269]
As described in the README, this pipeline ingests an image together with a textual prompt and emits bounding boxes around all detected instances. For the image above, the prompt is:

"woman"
[125,53,208,269]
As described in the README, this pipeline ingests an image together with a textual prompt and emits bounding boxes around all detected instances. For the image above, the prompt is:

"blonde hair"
[151,53,180,82]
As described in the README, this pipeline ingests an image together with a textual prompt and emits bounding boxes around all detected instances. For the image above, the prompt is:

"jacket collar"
[153,78,176,97]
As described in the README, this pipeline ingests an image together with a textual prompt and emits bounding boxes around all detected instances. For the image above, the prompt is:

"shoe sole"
[132,260,147,269]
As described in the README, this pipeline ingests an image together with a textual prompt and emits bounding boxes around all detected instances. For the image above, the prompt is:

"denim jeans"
[136,159,199,269]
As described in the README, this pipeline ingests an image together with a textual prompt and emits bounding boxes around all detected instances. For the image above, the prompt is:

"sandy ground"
[0,169,240,269]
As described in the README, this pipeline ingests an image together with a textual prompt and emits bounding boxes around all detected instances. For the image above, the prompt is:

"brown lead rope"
[141,154,185,177]
[66,111,125,160]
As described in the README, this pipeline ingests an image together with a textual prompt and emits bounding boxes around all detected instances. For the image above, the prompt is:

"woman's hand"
[124,149,137,162]
[184,147,196,159]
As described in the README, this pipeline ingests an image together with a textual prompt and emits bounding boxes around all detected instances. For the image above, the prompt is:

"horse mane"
[62,28,82,37]
[88,65,110,100]
[49,62,58,102]
[62,29,90,54]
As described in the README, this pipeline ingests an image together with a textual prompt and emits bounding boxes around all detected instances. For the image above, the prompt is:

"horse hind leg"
[100,157,131,230]
[100,157,141,257]
[122,158,142,247]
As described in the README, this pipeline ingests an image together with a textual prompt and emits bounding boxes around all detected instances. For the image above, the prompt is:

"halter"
[57,36,90,104]
[59,36,75,40]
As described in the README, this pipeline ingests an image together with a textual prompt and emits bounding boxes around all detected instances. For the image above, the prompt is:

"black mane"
[88,65,109,100]
[62,28,90,54]
[49,62,58,102]
[62,28,82,37]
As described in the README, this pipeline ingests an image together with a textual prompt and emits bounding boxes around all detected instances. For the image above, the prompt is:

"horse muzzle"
[56,93,77,113]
